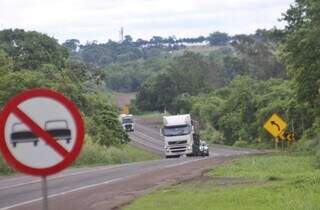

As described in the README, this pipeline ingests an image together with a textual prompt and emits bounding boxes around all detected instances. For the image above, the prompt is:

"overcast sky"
[0,0,294,43]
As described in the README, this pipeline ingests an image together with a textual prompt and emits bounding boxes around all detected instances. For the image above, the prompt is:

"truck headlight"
[187,145,191,150]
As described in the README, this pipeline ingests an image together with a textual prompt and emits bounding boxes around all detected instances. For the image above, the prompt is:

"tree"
[0,29,68,70]
[168,52,209,95]
[280,0,320,108]
[124,35,133,43]
[135,73,178,111]
[232,34,286,80]
[136,38,148,47]
[63,39,80,52]
[150,36,164,46]
[207,32,230,46]
[0,49,13,73]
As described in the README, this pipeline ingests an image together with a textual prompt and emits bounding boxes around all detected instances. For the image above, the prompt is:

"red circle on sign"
[0,89,84,176]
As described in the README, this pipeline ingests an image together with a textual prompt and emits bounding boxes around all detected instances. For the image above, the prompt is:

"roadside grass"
[125,154,320,210]
[74,135,160,167]
[0,136,159,175]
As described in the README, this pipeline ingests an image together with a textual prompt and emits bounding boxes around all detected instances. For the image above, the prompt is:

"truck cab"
[161,114,199,158]
[119,114,134,132]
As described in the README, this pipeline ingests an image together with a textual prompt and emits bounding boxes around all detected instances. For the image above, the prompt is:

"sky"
[0,0,294,43]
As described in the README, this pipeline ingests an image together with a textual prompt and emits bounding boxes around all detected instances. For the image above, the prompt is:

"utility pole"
[119,27,124,43]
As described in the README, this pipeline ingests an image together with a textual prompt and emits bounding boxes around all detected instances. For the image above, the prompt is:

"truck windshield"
[163,125,191,136]
[122,118,133,124]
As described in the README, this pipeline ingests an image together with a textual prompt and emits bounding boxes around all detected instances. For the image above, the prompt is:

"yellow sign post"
[263,113,288,138]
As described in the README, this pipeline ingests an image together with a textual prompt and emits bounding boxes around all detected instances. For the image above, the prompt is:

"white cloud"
[0,0,294,43]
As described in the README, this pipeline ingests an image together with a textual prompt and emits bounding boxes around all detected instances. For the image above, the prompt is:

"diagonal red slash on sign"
[13,107,69,158]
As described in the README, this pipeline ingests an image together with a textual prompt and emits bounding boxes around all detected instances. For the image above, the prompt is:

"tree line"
[0,29,129,147]
[62,31,238,68]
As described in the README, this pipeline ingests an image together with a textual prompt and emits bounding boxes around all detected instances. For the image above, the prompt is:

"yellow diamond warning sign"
[263,113,288,138]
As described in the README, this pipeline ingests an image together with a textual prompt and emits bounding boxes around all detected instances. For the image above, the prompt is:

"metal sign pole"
[41,176,48,210]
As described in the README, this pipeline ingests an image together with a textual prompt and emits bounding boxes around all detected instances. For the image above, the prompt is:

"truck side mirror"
[160,129,163,136]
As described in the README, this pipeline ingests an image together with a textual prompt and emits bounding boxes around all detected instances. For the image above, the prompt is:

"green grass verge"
[125,154,320,210]
[0,136,159,175]
[74,136,159,166]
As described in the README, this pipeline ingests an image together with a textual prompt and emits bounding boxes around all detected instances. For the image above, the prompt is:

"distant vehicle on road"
[199,140,209,156]
[119,114,134,132]
[161,114,207,158]
[10,120,72,147]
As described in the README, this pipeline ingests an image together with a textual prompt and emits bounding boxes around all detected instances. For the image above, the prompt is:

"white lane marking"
[0,166,120,191]
[0,159,170,191]
[0,157,208,210]
[0,177,122,210]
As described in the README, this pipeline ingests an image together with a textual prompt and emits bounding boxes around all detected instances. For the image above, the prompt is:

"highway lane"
[128,120,164,156]
[130,122,255,158]
[0,122,260,210]
[0,157,205,210]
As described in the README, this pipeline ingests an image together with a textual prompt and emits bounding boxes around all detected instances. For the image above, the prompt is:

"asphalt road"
[0,122,259,210]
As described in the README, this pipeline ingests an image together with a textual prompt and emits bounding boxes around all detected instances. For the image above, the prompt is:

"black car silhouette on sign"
[10,120,72,147]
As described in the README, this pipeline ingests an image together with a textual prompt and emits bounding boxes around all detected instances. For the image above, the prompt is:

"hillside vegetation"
[131,0,320,161]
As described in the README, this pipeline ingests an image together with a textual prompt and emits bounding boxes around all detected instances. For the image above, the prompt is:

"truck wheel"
[34,141,38,146]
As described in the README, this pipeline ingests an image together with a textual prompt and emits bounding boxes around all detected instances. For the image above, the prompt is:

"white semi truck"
[161,114,203,158]
[119,114,134,132]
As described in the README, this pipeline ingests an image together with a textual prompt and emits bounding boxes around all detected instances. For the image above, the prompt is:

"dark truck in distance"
[10,120,72,147]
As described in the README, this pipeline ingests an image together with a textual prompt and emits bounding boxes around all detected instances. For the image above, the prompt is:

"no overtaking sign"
[0,89,84,176]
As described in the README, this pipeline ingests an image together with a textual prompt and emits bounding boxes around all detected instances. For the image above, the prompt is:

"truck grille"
[125,125,132,129]
[169,146,187,153]
[168,140,187,145]
[171,148,187,153]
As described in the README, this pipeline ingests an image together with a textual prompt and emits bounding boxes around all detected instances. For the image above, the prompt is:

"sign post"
[42,176,48,210]
[0,89,84,210]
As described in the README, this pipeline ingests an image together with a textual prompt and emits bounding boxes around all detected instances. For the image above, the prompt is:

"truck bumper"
[165,146,193,156]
